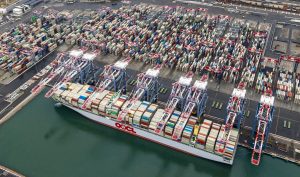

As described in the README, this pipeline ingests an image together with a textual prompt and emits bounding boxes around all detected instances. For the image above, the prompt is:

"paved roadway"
[1,0,300,141]
[0,50,58,117]
[110,62,300,141]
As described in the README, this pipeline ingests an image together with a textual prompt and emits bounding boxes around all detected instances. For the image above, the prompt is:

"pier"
[0,0,300,172]
[0,165,24,177]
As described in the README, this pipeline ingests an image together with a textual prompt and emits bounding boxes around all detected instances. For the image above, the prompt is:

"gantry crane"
[251,90,274,166]
[31,52,69,94]
[81,58,131,110]
[172,75,208,141]
[44,50,96,98]
[117,65,161,122]
[217,82,246,155]
[31,49,95,95]
[77,51,98,84]
[155,72,194,135]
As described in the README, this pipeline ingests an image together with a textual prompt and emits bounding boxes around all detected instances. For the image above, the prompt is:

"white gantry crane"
[217,83,246,157]
[172,75,208,141]
[81,57,131,110]
[155,72,194,135]
[31,49,97,97]
[117,65,161,122]
[251,90,274,166]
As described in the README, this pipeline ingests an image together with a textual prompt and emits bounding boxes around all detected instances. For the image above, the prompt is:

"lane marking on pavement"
[5,50,55,85]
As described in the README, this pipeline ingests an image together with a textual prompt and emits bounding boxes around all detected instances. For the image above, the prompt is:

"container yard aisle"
[0,45,71,118]
[0,92,299,177]
[95,59,300,141]
[0,0,299,175]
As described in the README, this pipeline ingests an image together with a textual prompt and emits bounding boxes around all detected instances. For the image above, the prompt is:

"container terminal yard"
[0,0,300,176]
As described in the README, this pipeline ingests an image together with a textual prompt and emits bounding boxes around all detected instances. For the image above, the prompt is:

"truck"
[12,5,31,17]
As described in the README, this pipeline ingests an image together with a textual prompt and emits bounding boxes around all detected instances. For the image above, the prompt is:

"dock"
[0,0,300,167]
[0,165,25,177]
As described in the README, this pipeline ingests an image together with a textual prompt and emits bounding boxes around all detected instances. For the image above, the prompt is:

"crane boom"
[117,65,161,122]
[155,72,194,135]
[45,61,88,98]
[217,83,246,154]
[172,75,208,140]
[44,50,89,98]
[251,92,274,165]
[31,52,67,94]
[81,58,131,110]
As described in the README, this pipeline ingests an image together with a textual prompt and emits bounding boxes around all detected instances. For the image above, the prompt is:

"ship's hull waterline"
[62,103,234,165]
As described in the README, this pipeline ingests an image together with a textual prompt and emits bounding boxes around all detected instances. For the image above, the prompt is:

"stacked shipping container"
[223,129,239,160]
[164,111,181,139]
[215,125,226,155]
[181,117,197,145]
[52,83,240,160]
[195,119,212,149]
[140,104,158,128]
[205,123,221,152]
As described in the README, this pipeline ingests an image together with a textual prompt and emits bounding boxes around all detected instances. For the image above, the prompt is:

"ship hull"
[64,104,233,165]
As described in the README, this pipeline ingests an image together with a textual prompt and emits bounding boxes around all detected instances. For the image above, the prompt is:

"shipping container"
[276,58,295,101]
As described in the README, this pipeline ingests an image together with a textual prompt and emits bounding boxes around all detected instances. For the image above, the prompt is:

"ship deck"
[0,0,299,165]
[93,57,300,142]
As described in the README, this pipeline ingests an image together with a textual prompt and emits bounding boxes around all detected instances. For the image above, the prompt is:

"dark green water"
[0,92,299,177]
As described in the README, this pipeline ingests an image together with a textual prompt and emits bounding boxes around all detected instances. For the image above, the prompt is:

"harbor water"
[0,92,299,177]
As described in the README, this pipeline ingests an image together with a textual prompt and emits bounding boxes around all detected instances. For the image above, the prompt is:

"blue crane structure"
[81,58,131,109]
[251,90,274,165]
[217,82,247,155]
[172,75,209,141]
[117,65,162,122]
[31,49,96,96]
[154,72,194,135]
[44,49,96,98]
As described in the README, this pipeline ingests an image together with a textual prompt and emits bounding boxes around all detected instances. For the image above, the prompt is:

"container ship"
[26,3,275,166]
[30,50,249,165]
[51,82,240,165]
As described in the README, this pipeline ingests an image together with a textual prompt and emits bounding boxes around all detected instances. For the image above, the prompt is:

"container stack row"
[195,119,212,149]
[181,117,198,145]
[140,104,158,129]
[76,85,95,108]
[276,59,295,101]
[255,58,277,93]
[209,18,249,84]
[52,82,240,158]
[124,101,141,125]
[276,72,294,100]
[149,109,165,132]
[164,111,181,139]
[215,125,226,155]
[295,69,300,104]
[98,92,114,114]
[205,123,221,152]
[240,30,268,87]
[90,91,110,115]
[223,129,239,160]
[132,101,150,127]
[0,13,76,74]
[106,95,128,119]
